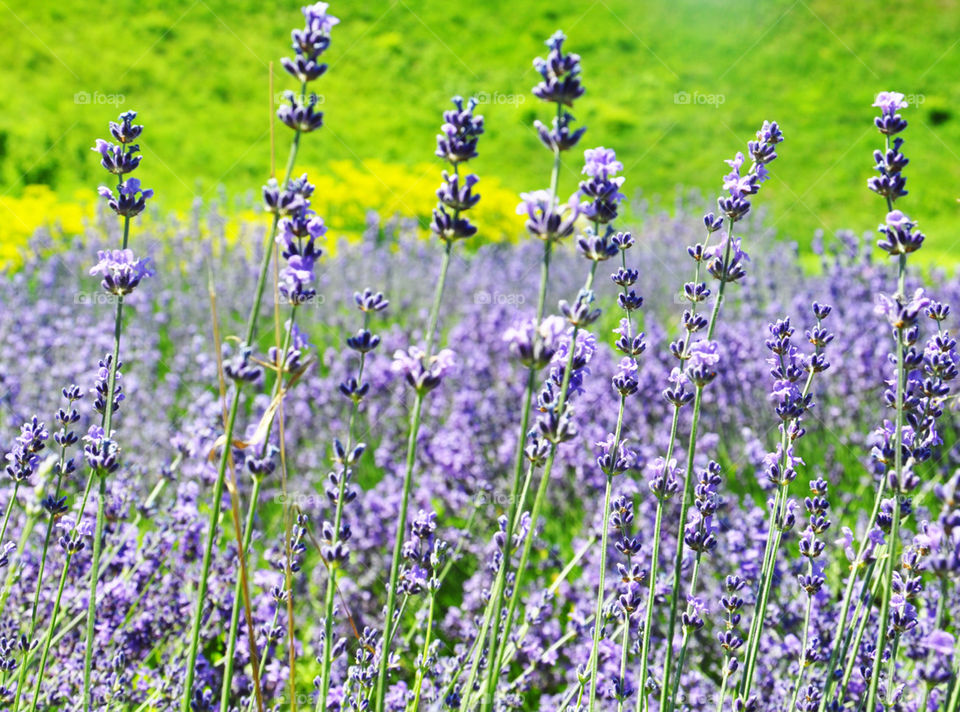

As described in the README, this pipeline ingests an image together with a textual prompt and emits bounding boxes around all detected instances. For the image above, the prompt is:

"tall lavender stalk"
[82,111,155,710]
[788,477,832,712]
[372,95,483,712]
[736,308,833,705]
[467,30,586,710]
[863,91,929,712]
[21,111,153,712]
[479,145,620,712]
[219,178,331,711]
[182,4,337,707]
[574,161,645,712]
[315,288,388,710]
[635,122,783,712]
[400,511,447,711]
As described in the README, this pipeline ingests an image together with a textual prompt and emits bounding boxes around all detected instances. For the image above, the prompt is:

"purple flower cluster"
[276,175,326,304]
[93,112,153,219]
[432,97,484,241]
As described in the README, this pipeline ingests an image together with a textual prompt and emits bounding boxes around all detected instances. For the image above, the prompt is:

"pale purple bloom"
[873,91,908,115]
[582,147,623,179]
[90,249,153,296]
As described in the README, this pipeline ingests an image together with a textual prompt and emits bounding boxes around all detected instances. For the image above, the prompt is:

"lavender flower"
[282,1,339,83]
[97,177,154,217]
[89,249,153,295]
[533,31,585,106]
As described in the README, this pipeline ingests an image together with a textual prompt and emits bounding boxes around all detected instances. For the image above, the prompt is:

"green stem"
[83,212,130,709]
[409,590,438,712]
[920,577,950,712]
[787,576,815,712]
[373,239,454,712]
[20,468,96,711]
[635,487,666,712]
[473,263,598,711]
[945,638,960,712]
[660,233,734,712]
[835,559,879,699]
[218,475,263,711]
[738,362,818,700]
[668,552,704,707]
[865,252,907,712]
[473,239,555,704]
[839,565,882,698]
[0,483,20,546]
[658,386,703,712]
[586,473,615,712]
[491,535,597,673]
[468,107,563,707]
[180,126,304,712]
[817,488,886,711]
[617,609,631,712]
[28,444,68,632]
[221,306,300,712]
[635,227,716,712]
[589,241,642,712]
[244,604,283,712]
[28,559,70,711]
[316,316,368,712]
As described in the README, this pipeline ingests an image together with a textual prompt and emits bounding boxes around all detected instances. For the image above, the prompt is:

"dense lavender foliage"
[2,4,960,712]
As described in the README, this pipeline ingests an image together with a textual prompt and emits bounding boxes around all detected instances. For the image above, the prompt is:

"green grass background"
[2,0,960,257]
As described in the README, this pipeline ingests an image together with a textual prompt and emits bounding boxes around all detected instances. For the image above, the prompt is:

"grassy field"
[2,0,960,258]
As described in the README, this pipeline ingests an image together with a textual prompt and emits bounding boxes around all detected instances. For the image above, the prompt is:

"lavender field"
[3,3,960,711]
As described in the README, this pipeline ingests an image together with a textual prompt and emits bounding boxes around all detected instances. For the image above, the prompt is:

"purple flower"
[873,91,908,115]
[534,111,586,152]
[579,146,626,224]
[594,433,636,475]
[282,2,338,82]
[391,347,457,393]
[925,630,956,657]
[303,2,339,33]
[436,96,484,164]
[532,31,585,106]
[503,315,566,370]
[277,91,324,133]
[98,177,154,217]
[687,339,720,368]
[4,416,48,483]
[874,288,931,329]
[92,138,141,175]
[82,424,119,473]
[108,111,143,144]
[517,190,580,242]
[877,209,924,255]
[582,147,623,179]
[90,249,153,296]
[873,90,909,135]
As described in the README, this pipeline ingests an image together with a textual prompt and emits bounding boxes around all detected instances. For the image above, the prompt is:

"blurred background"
[1,0,959,264]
